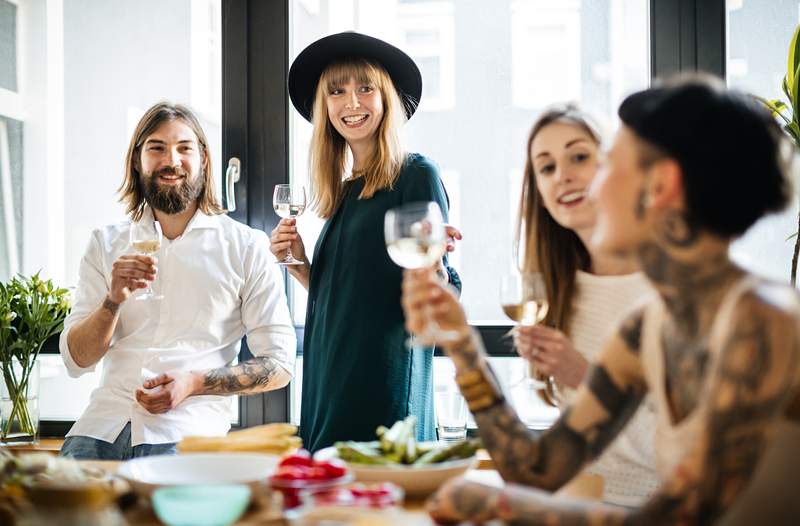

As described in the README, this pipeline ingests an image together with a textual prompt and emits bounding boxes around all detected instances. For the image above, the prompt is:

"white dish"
[315,447,477,497]
[117,453,280,497]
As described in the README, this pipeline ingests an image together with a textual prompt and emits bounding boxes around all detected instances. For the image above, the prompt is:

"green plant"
[756,24,800,285]
[0,273,70,440]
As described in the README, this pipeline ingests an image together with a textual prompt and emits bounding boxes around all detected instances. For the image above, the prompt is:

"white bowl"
[117,453,280,497]
[315,447,477,497]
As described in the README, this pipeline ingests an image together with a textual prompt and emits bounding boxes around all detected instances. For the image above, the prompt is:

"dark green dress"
[300,153,460,453]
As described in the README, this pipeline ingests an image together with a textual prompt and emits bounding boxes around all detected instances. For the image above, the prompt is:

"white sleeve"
[239,230,296,376]
[58,229,109,378]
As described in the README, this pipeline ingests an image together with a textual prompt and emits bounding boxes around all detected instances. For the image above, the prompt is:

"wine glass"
[385,201,458,344]
[129,220,163,301]
[273,184,307,266]
[500,273,550,391]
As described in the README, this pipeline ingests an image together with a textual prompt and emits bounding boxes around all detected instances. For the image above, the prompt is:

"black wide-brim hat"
[288,31,422,123]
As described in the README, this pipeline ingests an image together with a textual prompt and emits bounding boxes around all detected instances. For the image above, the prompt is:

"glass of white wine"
[385,201,458,344]
[129,220,163,301]
[273,184,307,266]
[500,273,550,391]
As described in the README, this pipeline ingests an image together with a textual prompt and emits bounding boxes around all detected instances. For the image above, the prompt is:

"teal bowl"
[152,484,251,526]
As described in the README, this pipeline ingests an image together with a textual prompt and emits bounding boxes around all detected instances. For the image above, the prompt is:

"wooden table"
[79,460,501,525]
[80,460,600,525]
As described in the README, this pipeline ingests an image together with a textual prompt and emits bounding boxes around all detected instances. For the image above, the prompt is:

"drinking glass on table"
[384,201,458,344]
[129,220,163,301]
[435,383,468,442]
[273,184,307,266]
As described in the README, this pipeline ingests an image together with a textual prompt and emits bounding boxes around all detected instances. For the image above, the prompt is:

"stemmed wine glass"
[129,221,163,301]
[273,184,307,266]
[385,201,458,344]
[500,273,551,391]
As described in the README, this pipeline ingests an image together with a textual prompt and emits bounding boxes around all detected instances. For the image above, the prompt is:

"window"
[5,1,226,425]
[726,0,800,284]
[0,0,21,282]
[288,0,649,428]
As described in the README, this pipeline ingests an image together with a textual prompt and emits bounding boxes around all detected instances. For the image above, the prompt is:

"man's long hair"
[119,102,223,221]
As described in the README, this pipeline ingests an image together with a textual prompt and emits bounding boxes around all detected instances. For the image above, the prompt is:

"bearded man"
[58,102,296,460]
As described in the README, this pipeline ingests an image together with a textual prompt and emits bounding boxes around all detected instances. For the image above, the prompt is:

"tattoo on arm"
[102,296,120,316]
[449,331,643,491]
[618,311,644,354]
[201,356,285,395]
[629,313,800,525]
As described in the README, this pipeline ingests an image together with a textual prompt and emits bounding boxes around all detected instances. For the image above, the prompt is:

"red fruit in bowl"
[315,459,347,479]
[272,465,310,480]
[306,466,331,481]
[279,449,313,468]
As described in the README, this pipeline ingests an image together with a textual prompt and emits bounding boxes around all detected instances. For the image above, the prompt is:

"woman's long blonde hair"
[516,104,603,405]
[309,59,408,218]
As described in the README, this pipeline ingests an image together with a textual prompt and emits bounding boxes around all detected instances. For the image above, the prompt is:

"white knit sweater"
[560,270,661,507]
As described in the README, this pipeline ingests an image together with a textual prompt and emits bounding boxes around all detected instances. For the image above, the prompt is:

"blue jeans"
[59,422,177,460]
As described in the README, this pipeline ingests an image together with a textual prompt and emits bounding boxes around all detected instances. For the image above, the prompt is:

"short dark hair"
[619,74,792,237]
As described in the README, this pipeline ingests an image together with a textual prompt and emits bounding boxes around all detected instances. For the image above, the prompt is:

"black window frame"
[39,0,726,437]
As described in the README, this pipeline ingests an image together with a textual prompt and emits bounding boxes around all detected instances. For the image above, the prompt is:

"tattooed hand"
[401,268,471,348]
[426,477,501,525]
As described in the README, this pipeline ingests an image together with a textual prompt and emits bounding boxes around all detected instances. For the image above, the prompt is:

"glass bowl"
[151,484,251,526]
[269,472,353,510]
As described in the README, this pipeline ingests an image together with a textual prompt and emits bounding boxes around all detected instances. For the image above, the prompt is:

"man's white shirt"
[59,207,296,446]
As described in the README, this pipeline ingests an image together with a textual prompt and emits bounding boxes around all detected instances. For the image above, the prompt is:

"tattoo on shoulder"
[202,357,281,395]
[618,311,644,354]
[102,297,120,315]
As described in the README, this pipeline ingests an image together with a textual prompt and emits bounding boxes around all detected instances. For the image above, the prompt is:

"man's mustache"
[154,167,189,179]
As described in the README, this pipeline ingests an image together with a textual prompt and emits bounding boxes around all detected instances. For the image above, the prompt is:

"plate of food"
[315,417,480,497]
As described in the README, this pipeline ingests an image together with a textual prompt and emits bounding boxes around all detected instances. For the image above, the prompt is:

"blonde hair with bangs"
[309,59,408,218]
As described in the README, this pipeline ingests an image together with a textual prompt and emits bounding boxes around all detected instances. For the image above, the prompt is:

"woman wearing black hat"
[270,32,460,453]
[401,74,800,524]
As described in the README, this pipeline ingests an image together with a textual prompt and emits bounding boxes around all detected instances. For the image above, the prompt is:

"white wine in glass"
[273,184,307,266]
[500,273,550,390]
[385,201,456,344]
[129,220,163,301]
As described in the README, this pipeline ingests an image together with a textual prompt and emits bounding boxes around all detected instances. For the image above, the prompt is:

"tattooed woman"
[402,75,800,524]
[514,104,659,506]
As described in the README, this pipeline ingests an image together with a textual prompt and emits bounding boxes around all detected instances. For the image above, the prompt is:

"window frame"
[39,0,726,437]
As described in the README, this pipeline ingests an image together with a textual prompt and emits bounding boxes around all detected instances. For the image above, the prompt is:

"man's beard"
[143,167,204,215]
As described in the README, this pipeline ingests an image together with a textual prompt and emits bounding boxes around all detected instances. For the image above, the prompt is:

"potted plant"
[756,24,800,285]
[0,273,70,444]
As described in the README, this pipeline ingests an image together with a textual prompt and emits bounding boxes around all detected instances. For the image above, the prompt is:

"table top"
[83,460,503,526]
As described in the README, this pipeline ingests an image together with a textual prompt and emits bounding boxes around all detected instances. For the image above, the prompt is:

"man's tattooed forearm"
[102,296,120,315]
[202,357,282,395]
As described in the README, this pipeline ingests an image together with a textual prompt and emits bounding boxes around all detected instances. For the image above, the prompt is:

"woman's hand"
[444,224,462,253]
[434,225,463,282]
[269,218,307,262]
[426,477,500,525]
[514,325,589,389]
[402,268,469,344]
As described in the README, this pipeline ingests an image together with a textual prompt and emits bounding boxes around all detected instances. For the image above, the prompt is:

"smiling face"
[139,119,205,215]
[325,76,385,148]
[530,121,601,237]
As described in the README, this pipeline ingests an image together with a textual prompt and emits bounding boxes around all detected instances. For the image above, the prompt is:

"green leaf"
[788,24,800,94]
